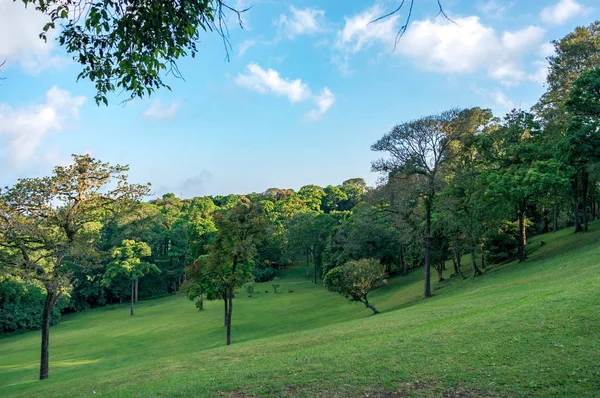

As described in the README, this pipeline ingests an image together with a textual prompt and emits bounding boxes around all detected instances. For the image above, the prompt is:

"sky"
[0,0,598,198]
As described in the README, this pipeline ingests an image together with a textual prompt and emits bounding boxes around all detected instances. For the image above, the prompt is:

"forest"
[0,11,599,393]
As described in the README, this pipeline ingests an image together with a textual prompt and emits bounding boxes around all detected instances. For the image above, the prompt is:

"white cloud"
[277,6,325,39]
[306,88,336,121]
[335,4,399,54]
[143,100,181,120]
[397,16,546,85]
[236,63,311,103]
[335,6,550,86]
[235,63,335,120]
[0,0,64,73]
[0,87,86,165]
[540,0,587,25]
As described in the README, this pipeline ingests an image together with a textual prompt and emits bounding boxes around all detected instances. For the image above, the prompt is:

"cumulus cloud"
[540,0,588,25]
[235,63,335,120]
[334,6,550,86]
[397,17,546,85]
[277,6,325,39]
[0,0,64,73]
[143,100,181,120]
[0,87,86,165]
[236,63,311,102]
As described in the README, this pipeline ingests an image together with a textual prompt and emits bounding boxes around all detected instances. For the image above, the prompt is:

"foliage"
[0,277,67,334]
[324,259,386,314]
[481,222,519,264]
[103,240,159,285]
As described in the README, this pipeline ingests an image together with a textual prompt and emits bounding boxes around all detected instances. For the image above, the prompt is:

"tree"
[102,240,160,316]
[323,259,386,314]
[206,198,265,345]
[534,23,600,232]
[372,109,460,297]
[443,107,496,276]
[482,111,569,261]
[0,154,149,380]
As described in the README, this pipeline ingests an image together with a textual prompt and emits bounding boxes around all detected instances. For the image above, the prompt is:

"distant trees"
[103,240,160,316]
[324,259,386,314]
[0,155,149,380]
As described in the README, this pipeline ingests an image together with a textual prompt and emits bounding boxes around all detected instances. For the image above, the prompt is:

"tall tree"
[372,109,460,297]
[208,198,265,345]
[482,111,568,261]
[102,240,160,316]
[0,154,149,380]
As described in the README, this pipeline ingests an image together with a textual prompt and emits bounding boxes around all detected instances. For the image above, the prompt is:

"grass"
[1,223,600,397]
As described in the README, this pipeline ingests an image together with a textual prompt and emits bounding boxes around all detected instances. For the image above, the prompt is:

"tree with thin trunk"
[186,198,265,345]
[102,240,159,316]
[0,154,149,380]
[324,259,386,314]
[372,109,461,297]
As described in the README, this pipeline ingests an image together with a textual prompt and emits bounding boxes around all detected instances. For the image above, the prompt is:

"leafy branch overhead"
[17,0,445,105]
[22,0,250,105]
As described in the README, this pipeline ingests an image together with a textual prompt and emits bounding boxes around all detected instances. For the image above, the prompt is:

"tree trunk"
[424,200,432,297]
[313,247,317,284]
[400,246,407,275]
[135,278,139,303]
[481,253,485,269]
[305,248,309,277]
[226,289,233,346]
[39,290,56,380]
[582,169,589,232]
[471,248,482,276]
[363,298,379,314]
[542,208,549,233]
[437,260,445,282]
[553,204,559,232]
[130,280,135,316]
[223,296,228,327]
[572,175,582,232]
[468,212,481,276]
[518,208,527,262]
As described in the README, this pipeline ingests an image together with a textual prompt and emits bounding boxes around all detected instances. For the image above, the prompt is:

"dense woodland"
[1,20,600,381]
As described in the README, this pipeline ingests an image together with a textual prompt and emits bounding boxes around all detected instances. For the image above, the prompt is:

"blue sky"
[0,0,598,197]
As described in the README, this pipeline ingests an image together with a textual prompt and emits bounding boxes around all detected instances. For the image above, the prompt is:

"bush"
[252,266,276,283]
[0,277,67,334]
[245,281,255,297]
[482,222,519,264]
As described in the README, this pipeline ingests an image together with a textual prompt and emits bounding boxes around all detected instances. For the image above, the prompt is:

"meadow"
[1,223,599,397]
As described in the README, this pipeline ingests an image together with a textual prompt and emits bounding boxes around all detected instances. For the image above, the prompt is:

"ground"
[1,223,599,397]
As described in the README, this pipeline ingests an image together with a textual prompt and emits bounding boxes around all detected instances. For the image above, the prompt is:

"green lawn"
[1,223,600,397]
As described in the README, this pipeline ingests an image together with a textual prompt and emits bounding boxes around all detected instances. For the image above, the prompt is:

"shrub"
[252,265,277,282]
[272,277,280,293]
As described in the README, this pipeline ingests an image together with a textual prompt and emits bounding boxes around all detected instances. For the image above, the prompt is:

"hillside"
[1,223,599,397]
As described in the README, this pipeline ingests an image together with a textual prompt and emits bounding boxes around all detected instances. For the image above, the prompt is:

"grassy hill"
[1,223,599,397]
